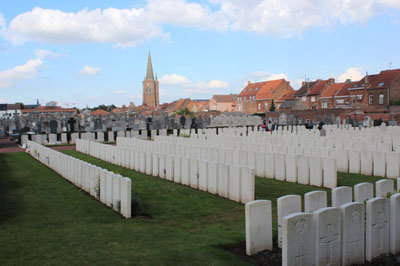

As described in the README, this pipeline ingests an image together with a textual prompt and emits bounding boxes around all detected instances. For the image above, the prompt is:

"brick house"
[318,83,345,109]
[237,79,293,114]
[345,69,400,110]
[306,78,335,109]
[293,81,318,107]
[333,80,359,107]
[209,94,237,112]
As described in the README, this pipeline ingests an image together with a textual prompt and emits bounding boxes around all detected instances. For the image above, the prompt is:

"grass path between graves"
[0,151,390,265]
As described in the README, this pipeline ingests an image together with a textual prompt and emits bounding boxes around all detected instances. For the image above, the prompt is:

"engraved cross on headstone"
[373,210,388,250]
[320,224,339,265]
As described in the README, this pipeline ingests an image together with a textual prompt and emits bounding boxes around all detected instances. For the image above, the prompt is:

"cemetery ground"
[1,151,399,265]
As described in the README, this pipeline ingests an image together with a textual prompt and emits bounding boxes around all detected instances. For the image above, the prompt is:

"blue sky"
[0,0,399,108]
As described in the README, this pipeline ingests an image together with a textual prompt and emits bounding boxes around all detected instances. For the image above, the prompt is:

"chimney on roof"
[365,72,369,85]
[328,78,335,85]
[248,81,251,85]
[345,79,351,83]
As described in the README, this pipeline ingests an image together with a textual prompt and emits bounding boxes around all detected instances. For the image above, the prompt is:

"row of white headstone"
[150,136,338,188]
[155,129,400,179]
[76,138,255,203]
[246,179,400,265]
[26,140,132,218]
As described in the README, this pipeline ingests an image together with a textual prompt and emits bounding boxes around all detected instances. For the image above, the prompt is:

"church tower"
[142,52,159,108]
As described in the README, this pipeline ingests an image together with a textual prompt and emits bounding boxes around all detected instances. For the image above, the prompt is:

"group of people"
[261,120,276,132]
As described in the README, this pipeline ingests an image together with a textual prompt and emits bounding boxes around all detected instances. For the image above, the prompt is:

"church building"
[142,52,159,108]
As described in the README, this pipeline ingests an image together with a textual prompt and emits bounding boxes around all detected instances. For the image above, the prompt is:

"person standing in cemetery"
[261,120,267,131]
[318,122,326,136]
[267,120,273,132]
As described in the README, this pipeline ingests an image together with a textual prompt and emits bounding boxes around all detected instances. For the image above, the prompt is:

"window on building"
[265,103,268,109]
[357,95,362,100]
[311,96,315,102]
[378,82,384,87]
[302,96,306,102]
[336,99,344,104]
[379,94,384,104]
[322,101,327,108]
[351,96,355,103]
[244,96,246,100]
[258,103,261,110]
[369,95,373,105]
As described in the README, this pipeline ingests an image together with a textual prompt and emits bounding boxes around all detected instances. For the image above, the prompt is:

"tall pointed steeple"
[145,52,154,80]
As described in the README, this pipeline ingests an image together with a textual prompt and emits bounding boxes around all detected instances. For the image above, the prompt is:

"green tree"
[269,99,276,112]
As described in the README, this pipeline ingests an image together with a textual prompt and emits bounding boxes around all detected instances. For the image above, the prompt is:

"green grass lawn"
[0,151,392,265]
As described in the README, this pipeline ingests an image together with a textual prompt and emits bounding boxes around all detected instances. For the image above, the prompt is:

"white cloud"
[114,89,124,94]
[129,93,142,100]
[159,88,168,96]
[0,97,4,103]
[0,58,43,88]
[337,67,363,82]
[2,1,399,46]
[34,49,60,59]
[60,101,77,107]
[159,73,190,85]
[80,65,100,76]
[195,79,229,89]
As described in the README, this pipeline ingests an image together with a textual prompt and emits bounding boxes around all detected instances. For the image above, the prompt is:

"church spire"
[145,51,154,80]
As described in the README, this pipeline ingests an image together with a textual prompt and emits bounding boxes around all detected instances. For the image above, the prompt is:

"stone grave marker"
[282,212,314,266]
[314,207,341,266]
[341,202,365,266]
[366,197,389,262]
[354,182,374,202]
[305,191,327,213]
[277,195,301,248]
[332,186,352,207]
[245,200,272,255]
[376,179,394,197]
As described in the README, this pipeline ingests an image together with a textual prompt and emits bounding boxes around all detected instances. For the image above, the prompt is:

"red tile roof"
[307,79,334,95]
[22,107,77,113]
[320,83,344,98]
[212,94,237,103]
[238,79,284,99]
[276,89,296,102]
[92,109,110,116]
[335,81,359,97]
[256,79,285,100]
[367,69,400,89]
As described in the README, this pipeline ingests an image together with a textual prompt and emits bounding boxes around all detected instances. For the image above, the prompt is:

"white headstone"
[229,165,241,202]
[285,154,297,183]
[366,197,389,262]
[332,186,352,207]
[255,152,265,177]
[305,190,327,213]
[274,153,286,181]
[376,179,394,197]
[112,174,121,211]
[386,152,400,179]
[264,153,275,179]
[336,149,349,172]
[181,157,190,186]
[277,195,302,248]
[341,202,365,266]
[145,152,153,175]
[354,182,374,202]
[309,156,322,187]
[282,212,314,266]
[173,156,181,183]
[207,161,218,194]
[120,177,131,218]
[152,153,159,177]
[189,158,199,188]
[390,193,400,255]
[198,160,208,191]
[165,155,174,181]
[373,151,386,177]
[297,155,310,185]
[360,150,373,175]
[241,167,255,204]
[217,163,229,198]
[105,171,113,207]
[322,157,337,189]
[245,200,273,255]
[349,150,361,174]
[314,207,342,266]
